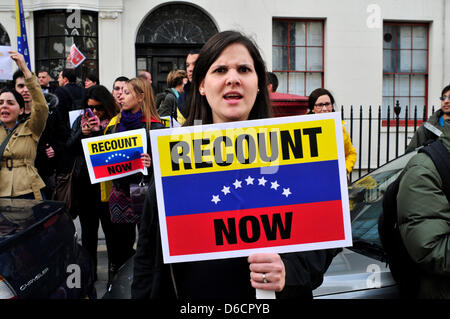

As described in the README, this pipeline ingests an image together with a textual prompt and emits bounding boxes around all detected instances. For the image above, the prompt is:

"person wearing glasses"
[406,85,450,153]
[112,76,129,109]
[308,88,357,176]
[66,85,119,284]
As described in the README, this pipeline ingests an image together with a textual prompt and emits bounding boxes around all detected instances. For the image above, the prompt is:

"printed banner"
[15,0,31,69]
[150,112,352,263]
[69,44,86,68]
[82,128,148,184]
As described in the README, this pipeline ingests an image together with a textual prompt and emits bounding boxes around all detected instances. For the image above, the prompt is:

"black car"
[0,199,96,299]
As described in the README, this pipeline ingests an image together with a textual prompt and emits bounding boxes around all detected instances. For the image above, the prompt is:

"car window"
[348,151,417,251]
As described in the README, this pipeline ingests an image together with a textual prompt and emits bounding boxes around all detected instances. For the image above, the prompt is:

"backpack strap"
[419,140,450,203]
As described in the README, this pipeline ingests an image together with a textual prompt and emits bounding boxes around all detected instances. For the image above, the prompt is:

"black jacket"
[131,180,339,299]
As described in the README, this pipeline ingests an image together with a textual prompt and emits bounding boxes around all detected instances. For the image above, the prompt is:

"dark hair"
[113,76,129,86]
[12,70,24,87]
[442,85,450,96]
[62,69,77,83]
[84,85,119,120]
[0,87,25,109]
[308,88,335,112]
[185,30,272,126]
[187,49,200,56]
[85,72,99,85]
[267,72,278,92]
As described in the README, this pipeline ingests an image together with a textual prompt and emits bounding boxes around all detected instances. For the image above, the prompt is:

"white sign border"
[150,112,352,264]
[81,128,148,184]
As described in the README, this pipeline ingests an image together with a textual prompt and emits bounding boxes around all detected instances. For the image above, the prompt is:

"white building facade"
[1,0,449,173]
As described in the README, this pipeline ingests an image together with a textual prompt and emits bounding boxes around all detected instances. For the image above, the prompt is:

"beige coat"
[0,75,48,198]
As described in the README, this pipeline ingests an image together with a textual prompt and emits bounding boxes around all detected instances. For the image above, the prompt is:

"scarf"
[117,109,143,132]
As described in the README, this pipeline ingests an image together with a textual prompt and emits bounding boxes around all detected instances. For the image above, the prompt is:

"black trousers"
[77,176,114,273]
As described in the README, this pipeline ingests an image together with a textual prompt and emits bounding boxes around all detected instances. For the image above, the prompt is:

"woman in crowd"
[131,31,338,299]
[157,69,188,124]
[0,51,48,200]
[67,85,119,283]
[84,72,99,89]
[308,88,357,176]
[106,77,164,278]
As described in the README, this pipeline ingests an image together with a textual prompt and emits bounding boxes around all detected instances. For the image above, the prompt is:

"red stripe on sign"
[93,158,143,179]
[166,200,345,256]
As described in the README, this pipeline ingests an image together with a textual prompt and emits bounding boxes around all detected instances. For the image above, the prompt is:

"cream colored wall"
[0,0,448,104]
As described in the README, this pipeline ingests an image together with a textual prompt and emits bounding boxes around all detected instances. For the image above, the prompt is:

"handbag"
[130,178,149,216]
[53,160,77,218]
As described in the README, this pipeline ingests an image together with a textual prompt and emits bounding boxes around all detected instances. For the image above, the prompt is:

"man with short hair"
[138,70,152,85]
[112,76,129,109]
[13,70,32,116]
[267,72,279,93]
[406,85,450,153]
[38,70,56,94]
[178,50,199,119]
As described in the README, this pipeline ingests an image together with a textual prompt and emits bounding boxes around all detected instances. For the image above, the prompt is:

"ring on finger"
[262,273,268,284]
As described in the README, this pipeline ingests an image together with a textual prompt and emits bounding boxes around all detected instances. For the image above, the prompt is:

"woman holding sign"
[132,31,338,299]
[105,77,164,281]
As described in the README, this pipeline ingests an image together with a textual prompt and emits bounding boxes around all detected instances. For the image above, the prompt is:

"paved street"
[73,218,108,298]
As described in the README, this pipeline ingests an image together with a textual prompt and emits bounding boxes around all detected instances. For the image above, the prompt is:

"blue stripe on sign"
[90,147,143,167]
[161,160,342,217]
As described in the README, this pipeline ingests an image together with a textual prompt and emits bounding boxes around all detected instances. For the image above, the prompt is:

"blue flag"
[15,0,31,69]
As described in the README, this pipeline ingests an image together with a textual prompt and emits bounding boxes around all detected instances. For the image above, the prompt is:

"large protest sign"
[82,128,147,184]
[150,112,352,264]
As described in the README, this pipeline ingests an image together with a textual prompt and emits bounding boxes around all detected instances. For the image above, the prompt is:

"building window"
[383,22,428,122]
[34,10,98,83]
[0,23,11,46]
[272,19,324,96]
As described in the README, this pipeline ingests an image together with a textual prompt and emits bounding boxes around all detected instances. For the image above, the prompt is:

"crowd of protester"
[1,31,359,298]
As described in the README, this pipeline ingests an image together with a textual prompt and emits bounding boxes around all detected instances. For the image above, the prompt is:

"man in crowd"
[406,85,450,153]
[267,72,279,93]
[397,110,450,298]
[38,70,57,94]
[138,70,152,85]
[178,50,199,119]
[13,70,32,117]
[112,76,129,109]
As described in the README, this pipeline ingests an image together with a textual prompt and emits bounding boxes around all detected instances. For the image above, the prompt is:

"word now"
[214,212,292,245]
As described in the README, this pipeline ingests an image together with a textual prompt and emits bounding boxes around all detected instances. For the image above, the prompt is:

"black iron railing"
[341,102,436,183]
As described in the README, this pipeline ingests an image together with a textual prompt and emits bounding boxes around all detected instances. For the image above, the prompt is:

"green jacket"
[397,119,450,298]
[405,109,443,153]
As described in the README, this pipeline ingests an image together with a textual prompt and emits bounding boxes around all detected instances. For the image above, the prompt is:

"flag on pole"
[68,44,86,68]
[15,0,31,69]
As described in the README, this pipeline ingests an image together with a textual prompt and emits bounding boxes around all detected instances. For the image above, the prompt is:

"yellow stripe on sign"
[88,134,143,155]
[158,119,338,177]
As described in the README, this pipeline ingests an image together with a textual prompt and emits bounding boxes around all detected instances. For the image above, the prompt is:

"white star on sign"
[258,177,267,186]
[245,176,254,185]
[271,181,280,190]
[233,179,242,189]
[211,195,221,204]
[221,186,230,195]
[282,188,292,198]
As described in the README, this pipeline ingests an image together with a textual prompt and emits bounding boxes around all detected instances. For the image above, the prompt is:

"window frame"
[272,18,325,96]
[382,21,429,126]
[34,9,99,83]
